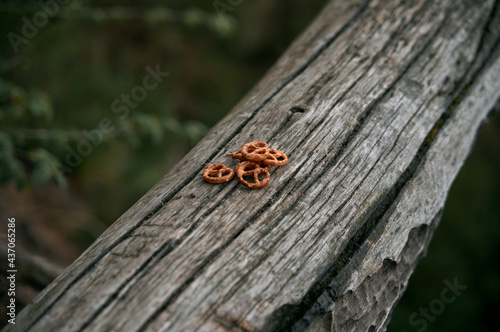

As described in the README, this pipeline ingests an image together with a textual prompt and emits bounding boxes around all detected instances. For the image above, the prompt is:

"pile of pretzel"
[203,141,288,189]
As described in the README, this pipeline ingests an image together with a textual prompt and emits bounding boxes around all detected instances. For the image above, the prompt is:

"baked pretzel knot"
[232,149,271,172]
[241,141,269,162]
[231,149,245,160]
[262,148,288,166]
[235,160,270,175]
[236,161,270,189]
[203,163,234,183]
[203,141,287,188]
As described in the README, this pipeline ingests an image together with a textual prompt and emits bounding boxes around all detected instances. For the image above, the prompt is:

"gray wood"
[6,0,500,331]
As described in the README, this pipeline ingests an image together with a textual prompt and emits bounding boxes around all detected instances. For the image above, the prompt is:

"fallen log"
[7,0,500,330]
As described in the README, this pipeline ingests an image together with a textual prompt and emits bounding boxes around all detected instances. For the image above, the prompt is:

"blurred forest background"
[0,0,498,330]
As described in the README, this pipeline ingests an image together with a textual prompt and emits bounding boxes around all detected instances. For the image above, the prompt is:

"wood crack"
[74,187,229,331]
[266,2,500,330]
[252,0,447,271]
[327,210,443,332]
[75,239,179,332]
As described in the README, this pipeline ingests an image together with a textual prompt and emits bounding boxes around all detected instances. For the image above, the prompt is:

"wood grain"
[6,0,500,331]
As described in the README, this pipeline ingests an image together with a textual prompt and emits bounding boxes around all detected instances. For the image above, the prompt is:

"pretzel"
[203,163,234,183]
[241,141,269,162]
[262,148,288,166]
[232,149,271,172]
[235,160,270,175]
[231,149,245,160]
[236,161,270,189]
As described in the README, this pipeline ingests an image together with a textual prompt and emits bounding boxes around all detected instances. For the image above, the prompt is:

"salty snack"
[235,160,270,175]
[236,161,271,189]
[241,141,269,162]
[204,141,287,189]
[231,149,245,160]
[262,148,288,166]
[203,163,234,183]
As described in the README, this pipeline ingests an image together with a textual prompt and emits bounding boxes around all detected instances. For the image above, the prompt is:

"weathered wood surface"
[7,0,500,331]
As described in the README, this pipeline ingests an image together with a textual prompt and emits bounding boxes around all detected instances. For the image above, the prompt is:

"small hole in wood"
[289,105,307,113]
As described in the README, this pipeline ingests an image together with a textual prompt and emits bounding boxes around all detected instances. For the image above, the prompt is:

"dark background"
[0,0,498,330]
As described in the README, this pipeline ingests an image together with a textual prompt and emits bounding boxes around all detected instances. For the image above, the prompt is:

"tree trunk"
[6,0,500,331]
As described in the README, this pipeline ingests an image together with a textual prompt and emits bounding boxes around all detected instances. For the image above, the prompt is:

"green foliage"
[0,1,244,190]
[0,77,207,188]
[0,79,55,187]
[29,148,66,187]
